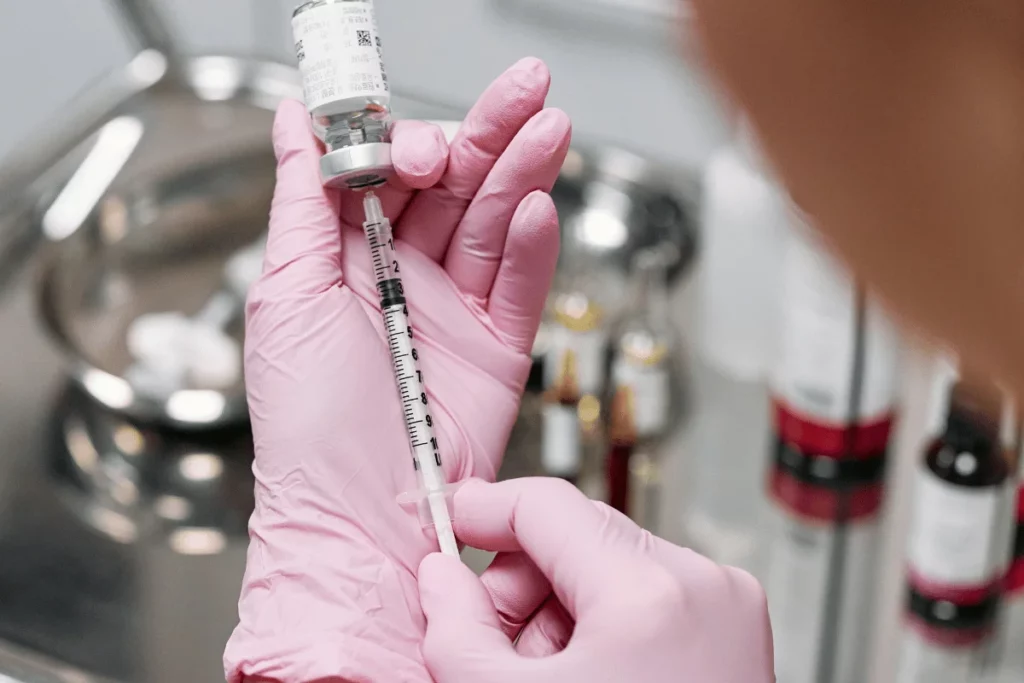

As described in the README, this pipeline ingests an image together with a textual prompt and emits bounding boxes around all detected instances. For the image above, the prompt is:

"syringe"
[361,192,460,558]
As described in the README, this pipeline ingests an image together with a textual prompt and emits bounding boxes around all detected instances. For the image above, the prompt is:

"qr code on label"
[357,30,372,47]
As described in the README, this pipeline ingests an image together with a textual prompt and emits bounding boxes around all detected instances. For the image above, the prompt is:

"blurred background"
[0,2,1020,683]
[0,0,726,166]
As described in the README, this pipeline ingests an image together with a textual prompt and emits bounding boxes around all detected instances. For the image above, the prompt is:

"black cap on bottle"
[928,379,1009,488]
[944,382,1000,454]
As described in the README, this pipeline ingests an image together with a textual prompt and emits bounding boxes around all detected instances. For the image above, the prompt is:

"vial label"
[771,233,900,424]
[612,358,670,438]
[545,326,607,396]
[907,470,1011,590]
[765,509,880,683]
[542,404,581,478]
[292,0,390,115]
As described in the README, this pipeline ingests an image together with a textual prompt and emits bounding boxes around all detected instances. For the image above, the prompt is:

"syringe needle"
[363,191,385,224]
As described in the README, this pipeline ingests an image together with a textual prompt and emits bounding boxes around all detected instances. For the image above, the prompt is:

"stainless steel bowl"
[30,54,294,430]
[553,145,697,313]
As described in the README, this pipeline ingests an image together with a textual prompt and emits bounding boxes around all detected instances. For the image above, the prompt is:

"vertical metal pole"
[815,285,868,683]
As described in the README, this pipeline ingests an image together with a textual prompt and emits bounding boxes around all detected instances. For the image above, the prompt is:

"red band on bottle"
[768,467,885,522]
[772,399,895,458]
[906,568,1003,605]
[1006,560,1024,595]
[904,614,993,648]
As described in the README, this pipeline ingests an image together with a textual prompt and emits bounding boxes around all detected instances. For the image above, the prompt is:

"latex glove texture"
[420,479,775,683]
[223,58,571,683]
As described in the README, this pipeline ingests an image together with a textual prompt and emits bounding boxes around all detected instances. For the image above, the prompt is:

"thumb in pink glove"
[419,479,775,683]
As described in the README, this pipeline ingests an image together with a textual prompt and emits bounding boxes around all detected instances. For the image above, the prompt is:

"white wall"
[0,0,728,169]
[0,1,133,163]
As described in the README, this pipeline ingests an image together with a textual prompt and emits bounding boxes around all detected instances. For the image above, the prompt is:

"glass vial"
[898,378,1014,683]
[542,349,583,483]
[606,385,637,515]
[292,0,393,189]
[542,258,610,481]
[545,279,608,399]
[606,246,678,528]
[611,246,676,438]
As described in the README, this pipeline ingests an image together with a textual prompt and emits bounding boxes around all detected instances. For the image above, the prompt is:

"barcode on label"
[357,30,372,46]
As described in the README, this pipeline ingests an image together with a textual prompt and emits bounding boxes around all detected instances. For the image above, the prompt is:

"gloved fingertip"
[517,190,559,228]
[272,99,317,162]
[451,477,489,511]
[507,56,550,91]
[392,121,449,189]
[532,107,572,138]
[418,552,473,616]
[418,552,463,590]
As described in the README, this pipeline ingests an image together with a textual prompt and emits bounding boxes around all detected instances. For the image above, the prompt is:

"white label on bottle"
[612,358,671,437]
[765,508,880,683]
[771,233,900,423]
[542,404,580,477]
[292,1,390,115]
[907,469,1010,588]
[544,326,608,396]
[895,629,982,683]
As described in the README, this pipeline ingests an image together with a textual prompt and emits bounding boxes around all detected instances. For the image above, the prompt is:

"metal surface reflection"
[41,118,145,242]
[0,381,256,681]
[30,53,285,429]
[53,383,254,545]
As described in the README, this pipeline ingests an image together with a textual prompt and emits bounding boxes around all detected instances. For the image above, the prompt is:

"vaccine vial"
[292,0,393,189]
[897,377,1013,683]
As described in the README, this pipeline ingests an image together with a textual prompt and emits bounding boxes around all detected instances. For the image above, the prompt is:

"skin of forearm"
[688,0,1024,392]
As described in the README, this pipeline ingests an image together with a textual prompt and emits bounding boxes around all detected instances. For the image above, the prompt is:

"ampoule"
[542,349,584,484]
[610,246,677,440]
[292,0,393,189]
[606,385,638,515]
[606,246,678,527]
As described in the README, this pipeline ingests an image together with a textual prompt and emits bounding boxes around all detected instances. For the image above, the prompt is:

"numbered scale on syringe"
[363,211,445,494]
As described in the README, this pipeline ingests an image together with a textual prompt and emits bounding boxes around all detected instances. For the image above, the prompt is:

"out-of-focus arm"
[688,0,1024,390]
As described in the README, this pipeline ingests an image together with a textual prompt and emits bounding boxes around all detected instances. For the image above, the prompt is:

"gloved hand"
[419,478,775,683]
[223,57,571,683]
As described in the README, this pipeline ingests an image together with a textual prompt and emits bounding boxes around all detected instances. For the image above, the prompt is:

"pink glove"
[223,57,571,683]
[419,479,775,683]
